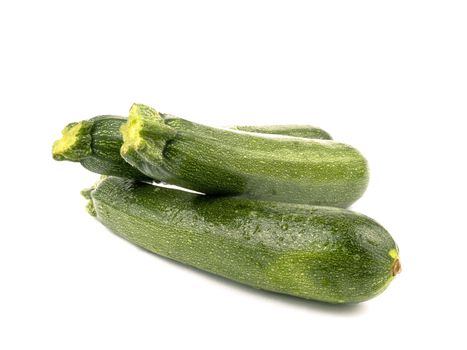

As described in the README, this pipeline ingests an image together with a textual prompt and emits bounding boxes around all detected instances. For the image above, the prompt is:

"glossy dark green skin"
[88,177,397,304]
[122,105,369,208]
[232,124,332,140]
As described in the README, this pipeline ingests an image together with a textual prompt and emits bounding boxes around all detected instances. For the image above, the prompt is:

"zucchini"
[231,124,332,140]
[52,116,151,181]
[85,176,400,304]
[53,116,330,179]
[120,104,369,208]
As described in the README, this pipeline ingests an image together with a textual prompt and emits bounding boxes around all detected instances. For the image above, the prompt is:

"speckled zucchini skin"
[87,176,399,304]
[121,104,369,208]
[53,115,330,180]
[231,124,332,140]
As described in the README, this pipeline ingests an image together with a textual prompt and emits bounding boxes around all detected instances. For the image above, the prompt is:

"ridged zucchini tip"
[52,121,93,161]
[80,177,108,217]
[120,104,176,176]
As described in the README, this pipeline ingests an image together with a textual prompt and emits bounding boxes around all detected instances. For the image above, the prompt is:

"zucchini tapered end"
[52,121,94,161]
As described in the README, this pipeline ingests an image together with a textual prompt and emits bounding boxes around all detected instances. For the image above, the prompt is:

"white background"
[1,1,466,349]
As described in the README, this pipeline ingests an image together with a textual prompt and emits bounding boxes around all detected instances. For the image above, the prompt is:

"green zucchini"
[85,176,400,304]
[120,104,369,208]
[53,116,330,179]
[52,116,151,181]
[231,124,332,140]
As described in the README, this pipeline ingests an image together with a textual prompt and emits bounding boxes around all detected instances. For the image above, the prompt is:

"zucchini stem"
[52,121,93,161]
[120,104,176,178]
